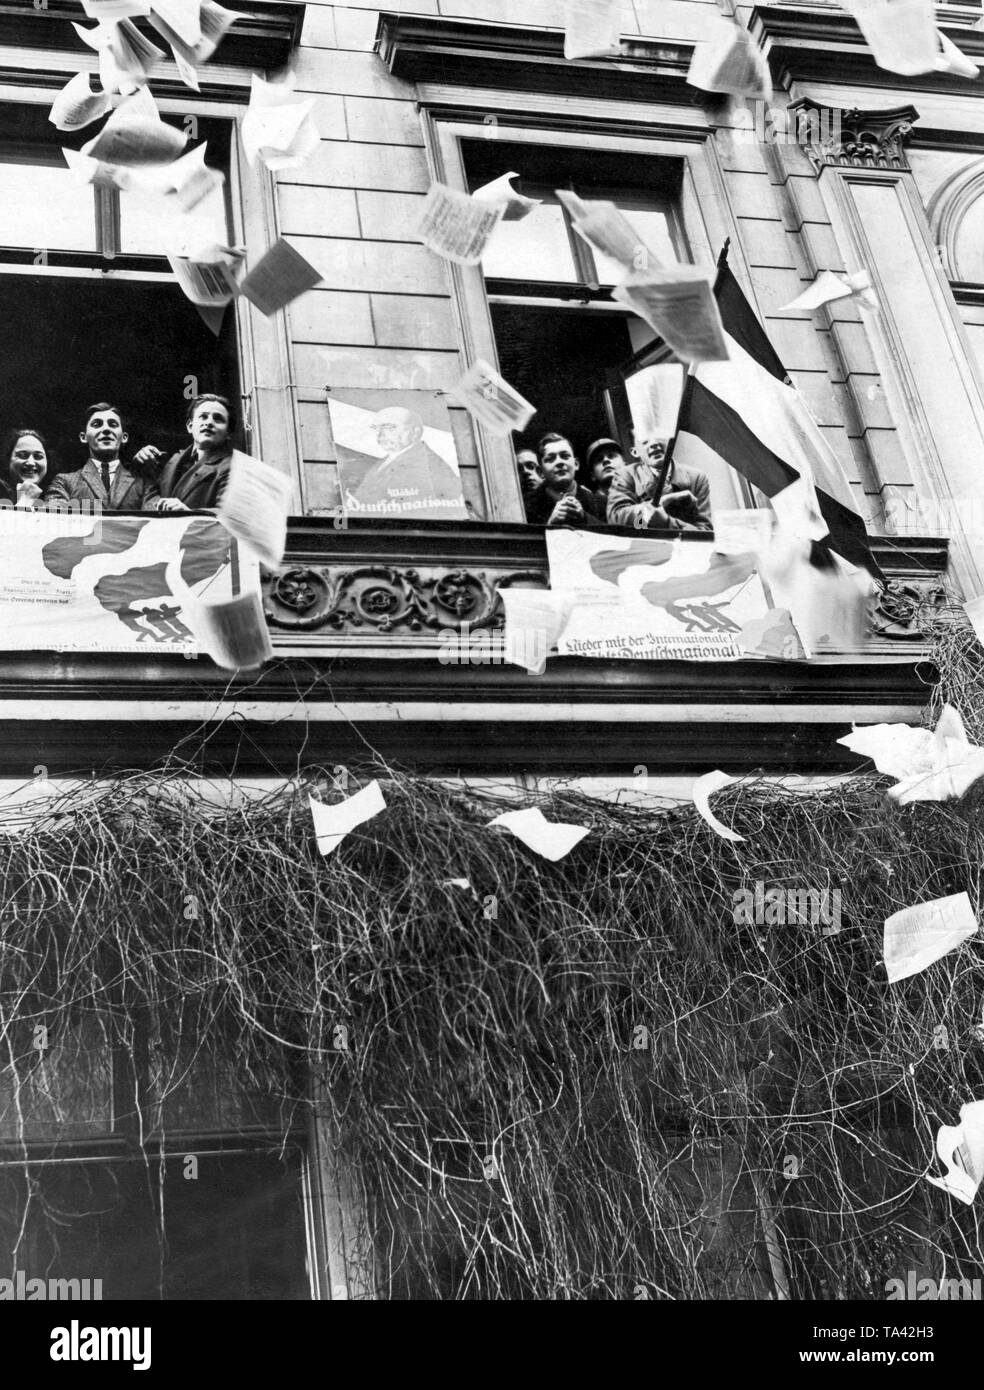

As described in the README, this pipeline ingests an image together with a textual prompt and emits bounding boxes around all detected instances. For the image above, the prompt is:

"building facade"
[0,0,980,1300]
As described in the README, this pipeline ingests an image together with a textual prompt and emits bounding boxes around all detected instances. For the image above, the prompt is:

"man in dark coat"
[134,394,234,512]
[606,439,712,532]
[45,403,159,510]
[524,433,607,528]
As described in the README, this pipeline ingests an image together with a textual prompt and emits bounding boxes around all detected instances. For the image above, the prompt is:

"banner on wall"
[545,529,806,662]
[329,389,469,522]
[0,509,252,654]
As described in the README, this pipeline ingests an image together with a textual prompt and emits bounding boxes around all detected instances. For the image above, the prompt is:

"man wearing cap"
[607,438,712,531]
[584,437,624,516]
[347,407,467,520]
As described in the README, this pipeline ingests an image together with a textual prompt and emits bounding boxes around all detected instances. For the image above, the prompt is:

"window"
[463,140,688,470]
[0,1006,310,1299]
[0,100,240,481]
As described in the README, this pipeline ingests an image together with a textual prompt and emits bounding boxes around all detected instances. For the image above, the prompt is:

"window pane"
[120,182,228,256]
[0,162,96,251]
[481,200,577,281]
[592,206,678,284]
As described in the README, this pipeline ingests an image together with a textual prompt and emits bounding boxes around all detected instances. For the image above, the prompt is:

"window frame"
[0,73,303,509]
[421,97,752,521]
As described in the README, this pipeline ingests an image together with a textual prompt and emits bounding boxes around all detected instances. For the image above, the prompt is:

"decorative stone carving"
[788,99,919,174]
[263,563,548,637]
[869,577,946,641]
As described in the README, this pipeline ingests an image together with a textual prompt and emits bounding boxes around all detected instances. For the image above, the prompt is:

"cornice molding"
[751,4,984,93]
[376,11,696,105]
[0,1,303,94]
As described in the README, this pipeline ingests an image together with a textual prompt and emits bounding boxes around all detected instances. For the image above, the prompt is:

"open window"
[0,100,241,481]
[463,140,687,473]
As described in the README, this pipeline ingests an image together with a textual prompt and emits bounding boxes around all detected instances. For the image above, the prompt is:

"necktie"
[101,462,111,498]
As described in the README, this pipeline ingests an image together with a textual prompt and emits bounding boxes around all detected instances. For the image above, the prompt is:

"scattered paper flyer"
[884,891,978,983]
[415,182,505,267]
[49,72,113,133]
[936,30,979,79]
[62,145,132,191]
[73,17,166,94]
[149,0,203,47]
[687,15,772,100]
[556,191,653,275]
[450,360,535,438]
[83,87,187,167]
[838,704,984,802]
[138,142,225,212]
[82,0,150,19]
[241,74,320,173]
[309,781,386,858]
[500,589,570,675]
[218,451,293,569]
[838,0,938,76]
[762,537,869,656]
[147,0,241,66]
[562,0,622,60]
[187,588,273,670]
[612,266,729,363]
[692,770,745,843]
[926,1100,984,1205]
[778,269,878,314]
[442,877,472,891]
[488,806,590,861]
[167,241,243,307]
[471,172,542,222]
[964,594,984,649]
[238,239,323,316]
[712,508,775,556]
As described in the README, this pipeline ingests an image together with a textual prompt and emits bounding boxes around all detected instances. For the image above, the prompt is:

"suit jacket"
[44,459,159,511]
[347,441,467,520]
[524,483,607,528]
[153,445,232,511]
[606,459,711,532]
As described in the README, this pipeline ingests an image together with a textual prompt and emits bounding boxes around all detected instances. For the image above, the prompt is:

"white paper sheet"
[692,770,745,842]
[309,781,387,858]
[166,244,242,306]
[936,30,980,78]
[82,87,187,166]
[762,535,870,656]
[151,142,224,211]
[687,15,772,100]
[218,451,293,569]
[770,475,829,543]
[612,266,729,363]
[839,0,939,76]
[72,19,160,95]
[500,589,570,675]
[82,0,150,19]
[884,891,978,984]
[415,182,505,266]
[712,508,775,556]
[778,269,878,314]
[49,71,113,132]
[471,171,542,222]
[150,0,202,47]
[562,0,622,60]
[187,588,273,670]
[62,145,132,191]
[838,704,984,802]
[147,0,241,66]
[555,191,654,274]
[926,1100,984,1204]
[450,359,536,437]
[238,238,323,316]
[242,73,320,172]
[488,806,590,861]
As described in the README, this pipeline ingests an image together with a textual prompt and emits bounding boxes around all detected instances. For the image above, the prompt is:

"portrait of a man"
[330,394,468,522]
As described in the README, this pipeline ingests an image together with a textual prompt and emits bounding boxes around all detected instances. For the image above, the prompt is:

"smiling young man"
[135,395,235,512]
[523,433,607,528]
[44,403,159,510]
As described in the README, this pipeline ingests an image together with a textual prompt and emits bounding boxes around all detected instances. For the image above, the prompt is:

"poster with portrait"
[329,390,468,522]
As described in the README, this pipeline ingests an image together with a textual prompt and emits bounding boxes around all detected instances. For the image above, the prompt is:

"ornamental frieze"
[788,99,919,175]
[263,563,548,636]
